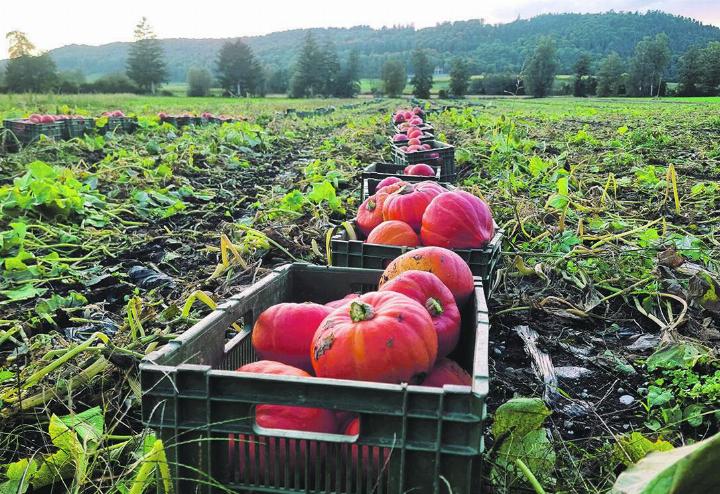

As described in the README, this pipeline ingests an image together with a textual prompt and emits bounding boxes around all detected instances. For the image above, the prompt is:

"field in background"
[1,95,719,492]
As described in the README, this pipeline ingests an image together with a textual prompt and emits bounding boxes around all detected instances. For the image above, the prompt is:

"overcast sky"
[2,0,719,56]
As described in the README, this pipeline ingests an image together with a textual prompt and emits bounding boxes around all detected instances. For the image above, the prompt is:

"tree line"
[3,18,720,98]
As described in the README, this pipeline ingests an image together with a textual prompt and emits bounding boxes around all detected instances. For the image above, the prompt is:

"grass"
[0,94,719,492]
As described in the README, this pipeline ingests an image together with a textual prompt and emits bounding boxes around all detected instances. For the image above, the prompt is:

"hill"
[5,11,720,82]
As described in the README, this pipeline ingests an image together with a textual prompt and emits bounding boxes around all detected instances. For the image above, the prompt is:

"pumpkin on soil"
[379,270,461,358]
[382,181,445,232]
[252,303,332,373]
[325,293,360,309]
[379,246,475,306]
[311,291,437,384]
[356,182,406,236]
[422,358,472,387]
[421,190,495,249]
[366,220,420,247]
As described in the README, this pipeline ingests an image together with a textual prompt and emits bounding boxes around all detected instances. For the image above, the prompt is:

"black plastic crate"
[361,162,441,200]
[62,118,95,139]
[331,225,503,298]
[3,119,63,144]
[392,140,456,182]
[140,263,489,494]
[99,116,137,134]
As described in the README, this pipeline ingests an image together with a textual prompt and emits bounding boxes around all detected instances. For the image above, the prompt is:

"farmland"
[1,94,719,492]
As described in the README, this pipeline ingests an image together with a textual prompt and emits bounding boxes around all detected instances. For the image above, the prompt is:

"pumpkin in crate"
[325,293,360,309]
[403,163,435,177]
[379,270,460,358]
[252,303,332,373]
[356,182,405,236]
[382,181,445,232]
[366,220,420,247]
[375,176,403,190]
[311,291,437,384]
[421,190,495,249]
[379,246,474,306]
[423,358,472,387]
[340,417,389,476]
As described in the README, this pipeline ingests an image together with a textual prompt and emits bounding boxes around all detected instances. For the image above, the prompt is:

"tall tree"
[318,42,341,97]
[596,52,625,96]
[290,32,323,98]
[677,46,704,96]
[266,68,290,94]
[700,42,720,95]
[573,53,592,97]
[215,40,262,96]
[335,50,360,98]
[628,33,671,97]
[187,67,213,97]
[5,53,58,92]
[126,18,167,94]
[449,58,470,97]
[382,59,407,97]
[6,31,35,58]
[524,36,558,98]
[411,49,433,99]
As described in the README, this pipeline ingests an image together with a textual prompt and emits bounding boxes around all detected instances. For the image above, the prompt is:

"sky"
[2,0,720,56]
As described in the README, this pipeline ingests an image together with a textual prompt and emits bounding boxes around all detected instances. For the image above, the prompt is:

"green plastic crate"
[362,162,441,200]
[99,116,137,134]
[140,263,489,494]
[3,119,63,144]
[62,118,95,139]
[392,140,455,182]
[330,225,503,298]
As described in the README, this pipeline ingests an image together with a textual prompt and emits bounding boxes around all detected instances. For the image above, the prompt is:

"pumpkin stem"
[350,301,374,322]
[366,199,376,212]
[397,184,414,195]
[426,297,444,316]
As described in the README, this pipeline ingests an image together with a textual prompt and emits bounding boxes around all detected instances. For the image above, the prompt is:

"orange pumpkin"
[379,270,461,358]
[382,181,445,232]
[422,358,472,387]
[421,190,495,249]
[379,246,475,306]
[311,291,437,384]
[366,220,420,246]
[356,182,405,236]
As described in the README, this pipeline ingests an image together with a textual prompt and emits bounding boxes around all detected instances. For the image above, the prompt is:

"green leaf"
[646,342,709,372]
[0,284,47,302]
[0,370,15,384]
[492,397,551,437]
[58,406,104,444]
[647,386,673,407]
[1,458,37,494]
[612,431,720,494]
[613,432,674,466]
[683,404,704,427]
[546,193,569,210]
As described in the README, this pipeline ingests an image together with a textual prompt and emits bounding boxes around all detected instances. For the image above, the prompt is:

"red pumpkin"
[376,176,402,190]
[341,417,389,473]
[252,303,332,373]
[377,180,407,194]
[379,246,475,306]
[421,191,495,249]
[366,220,420,247]
[325,293,360,309]
[382,182,444,232]
[356,182,405,236]
[423,358,472,387]
[237,361,338,432]
[404,163,436,177]
[379,270,461,358]
[311,291,437,384]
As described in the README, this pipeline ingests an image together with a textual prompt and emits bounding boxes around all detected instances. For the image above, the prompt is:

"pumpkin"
[379,270,461,358]
[382,181,445,232]
[237,361,338,433]
[252,303,332,373]
[379,246,475,306]
[403,163,436,177]
[325,293,360,309]
[421,191,495,249]
[356,182,405,236]
[366,220,420,247]
[376,180,407,194]
[341,417,388,472]
[422,358,472,387]
[375,176,402,190]
[311,291,437,384]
